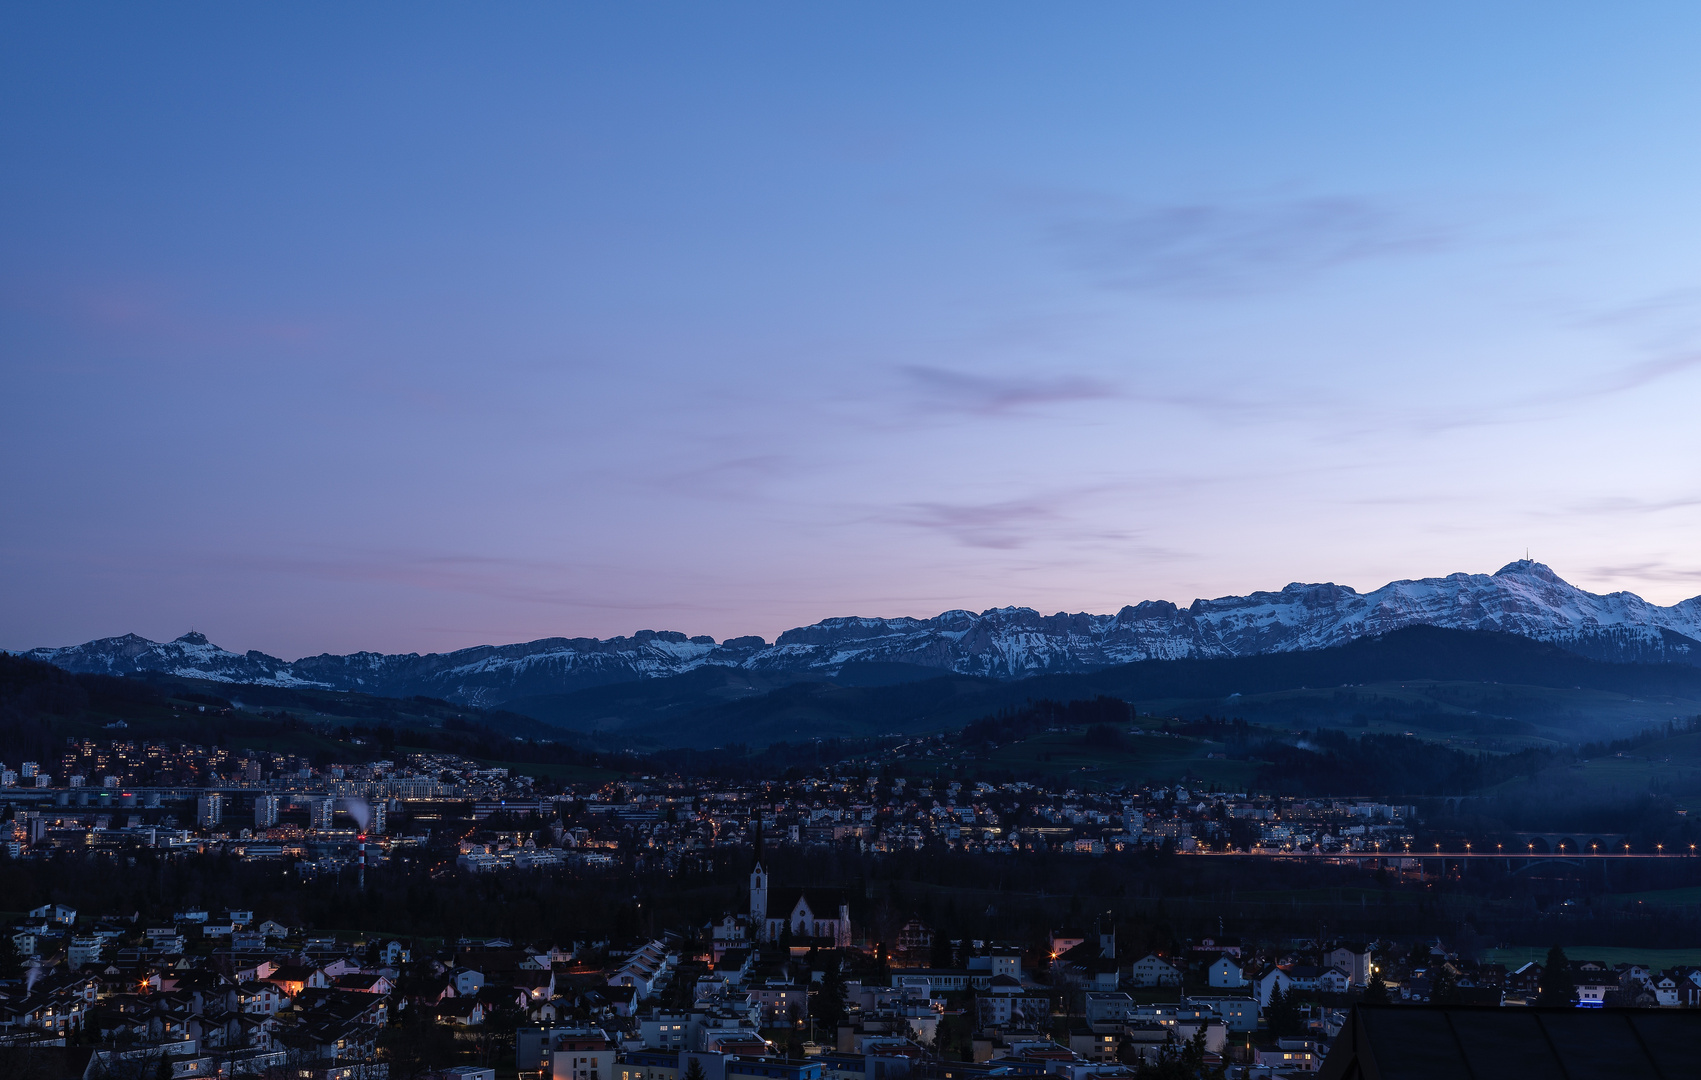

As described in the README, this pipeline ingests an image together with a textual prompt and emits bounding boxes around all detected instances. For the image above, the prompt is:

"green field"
[1599,887,1701,908]
[1484,946,1701,969]
[1473,729,1701,805]
[1147,679,1701,749]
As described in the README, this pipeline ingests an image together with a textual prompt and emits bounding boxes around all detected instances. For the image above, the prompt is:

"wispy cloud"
[1590,351,1701,397]
[1566,494,1701,516]
[1356,346,1701,439]
[900,365,1120,416]
[1585,561,1701,587]
[876,481,1188,552]
[1516,289,1701,410]
[202,549,719,623]
[1051,196,1444,297]
[887,494,1070,549]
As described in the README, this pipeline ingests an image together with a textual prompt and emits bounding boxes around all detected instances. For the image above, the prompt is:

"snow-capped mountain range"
[22,561,1701,708]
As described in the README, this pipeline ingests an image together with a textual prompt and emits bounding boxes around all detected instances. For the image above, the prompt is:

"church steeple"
[750,859,769,922]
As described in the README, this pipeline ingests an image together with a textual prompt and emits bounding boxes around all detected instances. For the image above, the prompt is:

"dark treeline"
[1,654,899,785]
[1249,729,1552,797]
[961,697,1134,749]
[13,838,1701,957]
[1247,718,1701,800]
[1576,716,1701,759]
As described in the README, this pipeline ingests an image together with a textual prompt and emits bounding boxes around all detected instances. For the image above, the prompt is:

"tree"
[1431,965,1461,1005]
[1116,1034,1141,1067]
[1130,1029,1196,1080]
[683,1060,707,1080]
[1535,946,1576,1008]
[379,1003,458,1080]
[1363,970,1390,1004]
[1265,983,1302,1036]
[934,1012,972,1062]
[817,958,847,1028]
[929,931,955,969]
[481,1000,526,1066]
[1181,1024,1208,1069]
[0,937,22,984]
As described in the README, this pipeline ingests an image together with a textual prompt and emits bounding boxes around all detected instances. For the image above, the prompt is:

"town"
[6,738,1701,1078]
[4,737,1431,869]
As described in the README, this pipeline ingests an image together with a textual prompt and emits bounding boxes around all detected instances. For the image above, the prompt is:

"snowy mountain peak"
[1494,559,1561,582]
[22,563,1701,706]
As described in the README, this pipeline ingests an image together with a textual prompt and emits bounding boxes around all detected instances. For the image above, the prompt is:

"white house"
[1317,968,1352,995]
[29,904,76,926]
[1286,966,1323,992]
[1324,945,1373,986]
[1084,992,1135,1025]
[454,968,486,996]
[67,937,102,968]
[1576,976,1613,1006]
[1253,966,1293,1007]
[1128,954,1182,988]
[610,940,677,999]
[1655,975,1679,1007]
[1208,956,1247,989]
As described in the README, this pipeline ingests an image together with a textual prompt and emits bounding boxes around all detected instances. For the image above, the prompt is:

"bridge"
[1509,833,1630,855]
[1186,847,1697,883]
[1189,849,1692,861]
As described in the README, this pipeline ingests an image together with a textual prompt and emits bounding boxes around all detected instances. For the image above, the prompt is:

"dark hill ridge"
[8,626,1701,753]
[531,626,1701,747]
[1044,624,1701,702]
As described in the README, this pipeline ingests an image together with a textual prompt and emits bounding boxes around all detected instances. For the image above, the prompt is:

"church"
[750,860,852,947]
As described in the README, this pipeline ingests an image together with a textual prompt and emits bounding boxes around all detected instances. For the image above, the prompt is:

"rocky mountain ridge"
[23,561,1701,707]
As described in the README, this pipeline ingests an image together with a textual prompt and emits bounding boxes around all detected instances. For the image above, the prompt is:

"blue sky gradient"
[5,5,1701,656]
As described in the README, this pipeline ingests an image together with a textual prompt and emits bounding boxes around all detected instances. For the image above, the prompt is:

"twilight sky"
[5,5,1701,658]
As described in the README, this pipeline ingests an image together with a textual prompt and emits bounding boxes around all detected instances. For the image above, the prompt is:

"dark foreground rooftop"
[1319,1004,1700,1080]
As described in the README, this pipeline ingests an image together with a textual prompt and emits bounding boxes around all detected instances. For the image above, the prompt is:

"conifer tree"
[1536,946,1576,1007]
[1363,969,1390,1004]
